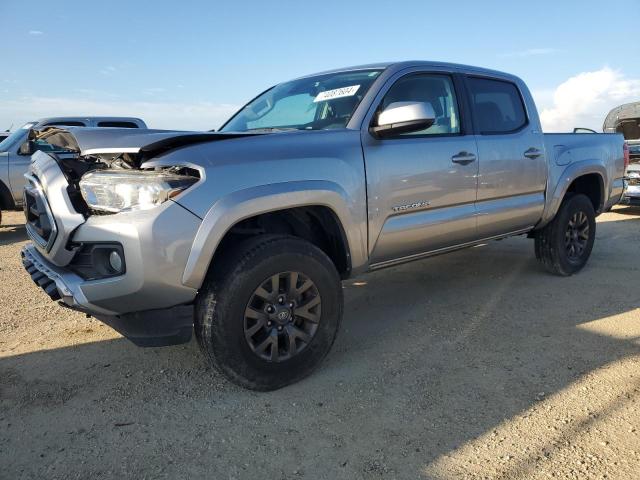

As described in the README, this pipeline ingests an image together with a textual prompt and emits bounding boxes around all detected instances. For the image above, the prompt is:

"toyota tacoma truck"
[20,62,627,390]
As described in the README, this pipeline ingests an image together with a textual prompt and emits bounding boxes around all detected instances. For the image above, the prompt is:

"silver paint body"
[21,62,625,318]
[0,117,146,207]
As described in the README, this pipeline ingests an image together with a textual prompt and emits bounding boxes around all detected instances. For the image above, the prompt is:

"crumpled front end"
[21,150,203,346]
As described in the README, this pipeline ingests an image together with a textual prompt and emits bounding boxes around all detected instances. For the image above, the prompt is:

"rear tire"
[195,235,343,391]
[534,194,596,276]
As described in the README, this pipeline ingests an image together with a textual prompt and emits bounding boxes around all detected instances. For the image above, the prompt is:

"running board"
[369,227,532,271]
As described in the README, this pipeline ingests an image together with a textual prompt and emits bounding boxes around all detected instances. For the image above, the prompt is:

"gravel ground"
[1,207,640,480]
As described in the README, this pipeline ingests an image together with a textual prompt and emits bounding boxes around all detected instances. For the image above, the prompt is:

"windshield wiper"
[244,127,301,133]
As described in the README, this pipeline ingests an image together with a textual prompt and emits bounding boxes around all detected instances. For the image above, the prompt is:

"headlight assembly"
[79,170,198,213]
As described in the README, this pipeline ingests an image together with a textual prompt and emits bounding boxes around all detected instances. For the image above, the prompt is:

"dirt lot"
[1,208,640,480]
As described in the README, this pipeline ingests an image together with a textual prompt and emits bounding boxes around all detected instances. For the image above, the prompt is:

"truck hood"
[603,102,640,140]
[33,126,257,164]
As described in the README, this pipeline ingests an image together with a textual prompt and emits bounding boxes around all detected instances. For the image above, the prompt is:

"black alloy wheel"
[244,271,321,362]
[564,211,590,261]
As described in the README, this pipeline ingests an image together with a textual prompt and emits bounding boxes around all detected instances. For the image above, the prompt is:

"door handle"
[451,152,477,165]
[524,147,543,159]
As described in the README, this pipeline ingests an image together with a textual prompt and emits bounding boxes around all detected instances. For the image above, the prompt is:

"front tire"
[195,235,343,391]
[534,194,596,276]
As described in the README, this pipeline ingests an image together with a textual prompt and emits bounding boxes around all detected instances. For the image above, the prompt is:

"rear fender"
[538,160,606,228]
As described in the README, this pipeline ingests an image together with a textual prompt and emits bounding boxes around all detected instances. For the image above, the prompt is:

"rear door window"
[44,121,86,127]
[467,77,527,134]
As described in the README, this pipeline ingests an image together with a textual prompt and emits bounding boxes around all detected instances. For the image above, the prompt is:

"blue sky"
[1,0,639,131]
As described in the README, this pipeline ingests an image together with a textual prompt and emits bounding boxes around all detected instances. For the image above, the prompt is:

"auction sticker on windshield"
[314,85,360,103]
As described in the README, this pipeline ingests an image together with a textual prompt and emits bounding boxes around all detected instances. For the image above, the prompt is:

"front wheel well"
[0,180,15,210]
[565,173,603,213]
[212,206,351,278]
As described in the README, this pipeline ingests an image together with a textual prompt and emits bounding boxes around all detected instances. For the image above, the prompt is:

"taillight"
[623,143,630,172]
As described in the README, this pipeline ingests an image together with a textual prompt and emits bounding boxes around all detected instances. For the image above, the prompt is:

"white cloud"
[0,96,239,131]
[142,87,167,96]
[100,65,117,75]
[499,48,558,58]
[535,68,640,132]
[28,30,44,36]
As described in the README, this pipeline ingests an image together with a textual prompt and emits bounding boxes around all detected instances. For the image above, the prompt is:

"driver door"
[362,71,479,267]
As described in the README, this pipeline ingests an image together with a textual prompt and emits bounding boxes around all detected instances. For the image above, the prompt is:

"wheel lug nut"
[278,326,283,331]
[278,296,285,304]
[288,302,294,308]
[266,305,274,313]
[267,321,272,326]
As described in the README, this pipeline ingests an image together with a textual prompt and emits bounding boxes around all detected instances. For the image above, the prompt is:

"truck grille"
[23,174,57,250]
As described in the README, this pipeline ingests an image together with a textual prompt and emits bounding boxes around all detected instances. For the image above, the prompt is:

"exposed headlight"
[79,170,198,213]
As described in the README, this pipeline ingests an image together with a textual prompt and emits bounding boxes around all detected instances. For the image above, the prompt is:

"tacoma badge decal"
[392,201,431,212]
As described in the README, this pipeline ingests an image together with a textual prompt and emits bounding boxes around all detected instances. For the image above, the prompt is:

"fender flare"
[180,180,367,289]
[538,160,607,228]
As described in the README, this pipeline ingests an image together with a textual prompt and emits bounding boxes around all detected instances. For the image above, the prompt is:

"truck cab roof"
[298,60,520,83]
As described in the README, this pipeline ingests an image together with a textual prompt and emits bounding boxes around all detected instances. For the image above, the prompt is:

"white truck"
[604,102,640,205]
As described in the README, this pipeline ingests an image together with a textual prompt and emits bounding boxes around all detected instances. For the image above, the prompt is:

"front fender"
[180,180,367,289]
[538,160,607,228]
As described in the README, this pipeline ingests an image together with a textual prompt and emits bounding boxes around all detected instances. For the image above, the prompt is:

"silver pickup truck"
[0,117,147,223]
[20,61,627,390]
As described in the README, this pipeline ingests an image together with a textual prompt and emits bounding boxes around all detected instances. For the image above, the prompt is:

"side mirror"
[371,101,436,138]
[18,141,34,155]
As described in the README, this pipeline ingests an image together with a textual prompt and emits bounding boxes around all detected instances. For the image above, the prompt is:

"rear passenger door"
[466,76,546,238]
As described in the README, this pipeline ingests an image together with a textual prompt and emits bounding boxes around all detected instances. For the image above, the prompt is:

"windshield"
[220,69,383,133]
[0,123,33,151]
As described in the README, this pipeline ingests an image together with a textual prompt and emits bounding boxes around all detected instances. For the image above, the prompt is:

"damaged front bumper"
[21,244,194,346]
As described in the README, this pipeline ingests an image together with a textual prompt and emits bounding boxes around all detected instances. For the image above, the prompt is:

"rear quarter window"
[97,121,140,128]
[468,77,527,134]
